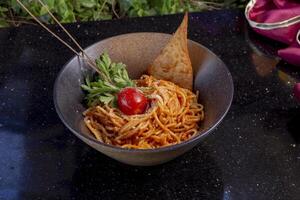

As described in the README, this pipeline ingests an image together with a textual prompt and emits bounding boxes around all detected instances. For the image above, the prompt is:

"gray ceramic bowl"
[54,33,233,166]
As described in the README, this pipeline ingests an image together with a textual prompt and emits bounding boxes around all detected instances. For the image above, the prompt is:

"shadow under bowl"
[53,32,234,166]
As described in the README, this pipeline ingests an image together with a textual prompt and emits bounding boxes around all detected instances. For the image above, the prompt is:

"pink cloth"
[245,0,300,66]
[294,83,300,101]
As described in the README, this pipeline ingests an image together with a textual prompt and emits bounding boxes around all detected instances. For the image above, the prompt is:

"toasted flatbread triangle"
[148,13,193,90]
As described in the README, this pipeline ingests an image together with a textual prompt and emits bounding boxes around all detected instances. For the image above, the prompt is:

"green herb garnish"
[81,52,135,106]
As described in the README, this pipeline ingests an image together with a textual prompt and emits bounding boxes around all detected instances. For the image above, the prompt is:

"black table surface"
[0,10,299,200]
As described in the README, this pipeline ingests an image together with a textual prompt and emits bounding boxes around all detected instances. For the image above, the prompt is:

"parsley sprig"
[81,52,135,106]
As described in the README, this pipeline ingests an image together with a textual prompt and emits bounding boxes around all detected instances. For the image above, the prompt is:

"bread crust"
[148,13,193,90]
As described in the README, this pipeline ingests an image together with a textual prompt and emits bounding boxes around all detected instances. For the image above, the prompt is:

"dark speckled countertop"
[0,10,299,200]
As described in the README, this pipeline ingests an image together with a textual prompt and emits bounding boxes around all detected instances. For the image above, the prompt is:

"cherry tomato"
[117,87,148,115]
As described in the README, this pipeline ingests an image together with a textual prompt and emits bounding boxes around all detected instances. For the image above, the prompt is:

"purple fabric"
[246,0,300,66]
[278,45,300,66]
[293,83,300,101]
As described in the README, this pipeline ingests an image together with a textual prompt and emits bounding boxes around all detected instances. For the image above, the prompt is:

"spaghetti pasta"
[83,75,204,149]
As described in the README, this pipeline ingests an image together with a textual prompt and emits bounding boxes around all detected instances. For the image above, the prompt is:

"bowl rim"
[53,32,234,153]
